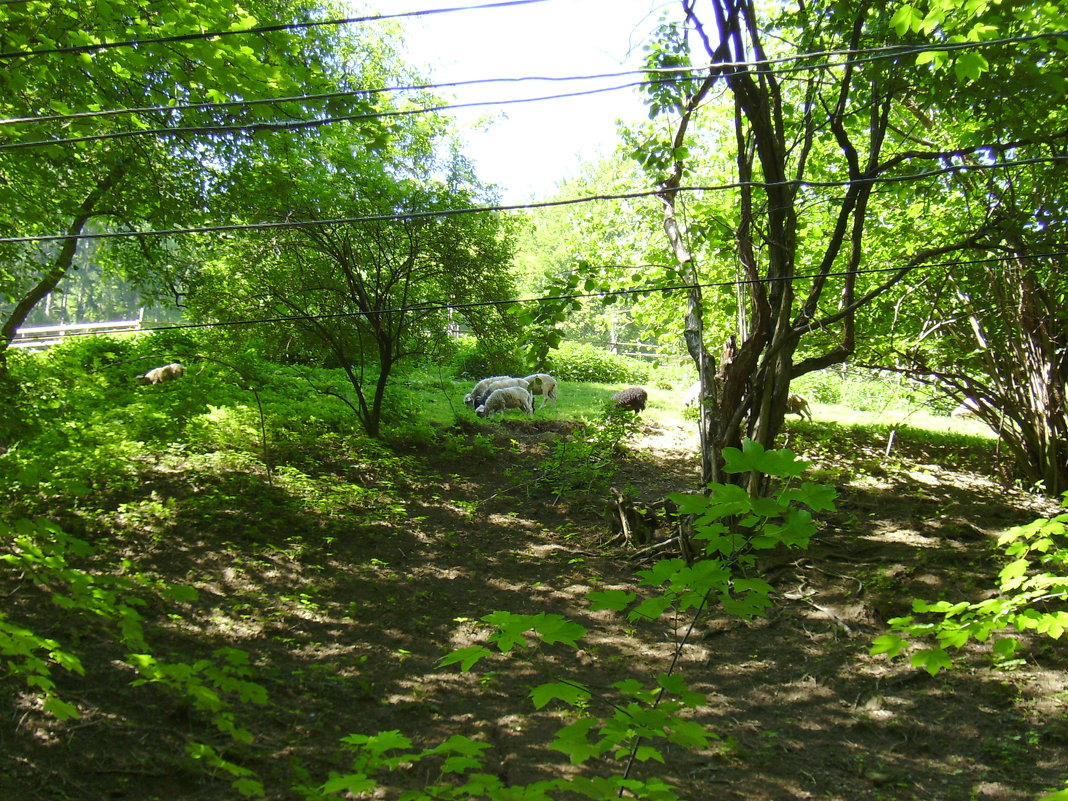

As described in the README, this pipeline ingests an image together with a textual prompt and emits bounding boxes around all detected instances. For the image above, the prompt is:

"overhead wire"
[1,8,1063,252]
[0,77,684,151]
[0,0,552,60]
[9,251,1067,345]
[2,30,1063,137]
[3,155,1066,246]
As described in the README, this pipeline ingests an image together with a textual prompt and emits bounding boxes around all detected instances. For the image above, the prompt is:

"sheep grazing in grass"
[470,377,529,409]
[136,362,186,386]
[611,387,648,413]
[465,375,511,408]
[786,393,812,420]
[951,397,981,418]
[522,373,558,410]
[475,386,534,418]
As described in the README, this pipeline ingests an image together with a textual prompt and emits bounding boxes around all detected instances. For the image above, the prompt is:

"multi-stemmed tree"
[629,0,1066,489]
[0,0,387,365]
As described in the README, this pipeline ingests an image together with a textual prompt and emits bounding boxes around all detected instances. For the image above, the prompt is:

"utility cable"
[0,77,680,151]
[2,31,1063,132]
[3,154,1066,246]
[0,0,551,60]
[0,71,684,128]
[9,251,1066,344]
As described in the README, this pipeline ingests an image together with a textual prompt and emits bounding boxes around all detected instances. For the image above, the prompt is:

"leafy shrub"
[544,341,650,383]
[873,494,1068,677]
[793,366,939,412]
[0,517,268,797]
[526,406,641,497]
[447,335,526,380]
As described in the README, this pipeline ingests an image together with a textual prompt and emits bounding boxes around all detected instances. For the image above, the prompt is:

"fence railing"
[8,319,144,350]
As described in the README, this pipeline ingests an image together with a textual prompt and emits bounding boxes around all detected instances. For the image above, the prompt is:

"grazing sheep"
[611,387,648,412]
[475,386,534,418]
[471,377,529,409]
[951,397,980,418]
[522,373,558,410]
[786,393,812,420]
[465,375,511,408]
[136,362,186,386]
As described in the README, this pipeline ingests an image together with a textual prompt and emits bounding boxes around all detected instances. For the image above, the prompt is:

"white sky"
[395,0,676,203]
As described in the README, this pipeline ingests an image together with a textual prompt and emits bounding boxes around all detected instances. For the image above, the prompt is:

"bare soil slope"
[3,417,1066,800]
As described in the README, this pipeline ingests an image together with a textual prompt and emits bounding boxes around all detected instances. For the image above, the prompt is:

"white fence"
[8,319,144,350]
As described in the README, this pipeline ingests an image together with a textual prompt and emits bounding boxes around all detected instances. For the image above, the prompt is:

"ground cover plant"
[1,336,1067,800]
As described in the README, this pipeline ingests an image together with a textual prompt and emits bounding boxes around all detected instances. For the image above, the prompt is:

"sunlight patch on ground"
[858,528,939,548]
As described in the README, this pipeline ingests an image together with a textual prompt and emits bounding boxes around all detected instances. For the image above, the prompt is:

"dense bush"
[544,341,651,383]
[446,335,526,380]
[793,366,940,412]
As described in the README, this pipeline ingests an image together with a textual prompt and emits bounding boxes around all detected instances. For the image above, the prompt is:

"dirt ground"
[3,416,1068,800]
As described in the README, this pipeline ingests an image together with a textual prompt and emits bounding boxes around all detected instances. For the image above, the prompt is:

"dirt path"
[3,416,1066,800]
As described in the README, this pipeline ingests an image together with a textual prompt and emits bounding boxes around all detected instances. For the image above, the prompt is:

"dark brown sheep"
[611,387,648,412]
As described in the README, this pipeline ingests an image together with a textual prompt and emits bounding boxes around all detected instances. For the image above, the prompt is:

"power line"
[0,70,673,128]
[0,77,681,152]
[0,0,551,61]
[10,251,1066,345]
[3,155,1065,246]
[3,31,1062,135]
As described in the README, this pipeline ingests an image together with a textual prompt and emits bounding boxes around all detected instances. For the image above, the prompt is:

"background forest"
[1,1,1067,800]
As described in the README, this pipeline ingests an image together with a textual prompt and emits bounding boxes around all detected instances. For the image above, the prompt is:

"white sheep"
[476,386,534,418]
[471,377,529,409]
[136,362,186,385]
[465,375,511,408]
[786,393,812,420]
[522,373,558,410]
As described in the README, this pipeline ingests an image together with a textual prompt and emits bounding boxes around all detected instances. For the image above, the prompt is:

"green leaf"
[532,614,586,646]
[870,634,907,658]
[656,673,705,707]
[441,755,482,774]
[890,5,923,36]
[43,694,81,720]
[550,718,604,764]
[633,744,665,763]
[322,774,376,795]
[530,681,592,709]
[587,589,637,611]
[629,595,675,622]
[910,648,954,676]
[437,645,493,672]
[953,51,989,81]
[722,440,809,477]
[428,734,491,757]
[340,729,412,756]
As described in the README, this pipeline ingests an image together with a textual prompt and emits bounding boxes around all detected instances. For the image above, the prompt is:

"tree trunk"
[0,161,128,362]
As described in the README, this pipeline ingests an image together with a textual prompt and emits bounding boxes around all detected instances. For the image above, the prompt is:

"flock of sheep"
[463,373,559,417]
[460,373,821,422]
[136,362,986,427]
[138,363,820,423]
[461,373,658,419]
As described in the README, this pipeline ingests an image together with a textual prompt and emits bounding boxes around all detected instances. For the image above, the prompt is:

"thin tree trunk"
[0,161,127,359]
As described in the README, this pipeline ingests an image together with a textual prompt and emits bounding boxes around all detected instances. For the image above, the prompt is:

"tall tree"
[0,0,387,365]
[634,0,1065,488]
[188,124,519,438]
[859,0,1068,491]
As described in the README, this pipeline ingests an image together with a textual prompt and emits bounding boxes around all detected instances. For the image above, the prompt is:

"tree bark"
[0,161,128,360]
